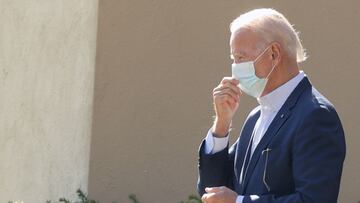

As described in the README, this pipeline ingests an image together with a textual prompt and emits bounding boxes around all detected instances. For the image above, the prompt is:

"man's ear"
[271,42,282,64]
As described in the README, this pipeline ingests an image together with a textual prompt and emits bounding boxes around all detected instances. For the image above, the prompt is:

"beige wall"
[0,0,98,202]
[89,1,360,202]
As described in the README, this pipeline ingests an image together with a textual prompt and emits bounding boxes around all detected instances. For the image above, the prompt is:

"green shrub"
[9,189,201,203]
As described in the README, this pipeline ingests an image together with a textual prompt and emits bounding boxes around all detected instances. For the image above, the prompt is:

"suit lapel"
[241,77,312,193]
[234,109,260,190]
[241,107,292,193]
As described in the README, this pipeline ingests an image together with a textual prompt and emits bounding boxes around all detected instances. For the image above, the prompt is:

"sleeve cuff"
[204,128,229,154]
[236,195,244,203]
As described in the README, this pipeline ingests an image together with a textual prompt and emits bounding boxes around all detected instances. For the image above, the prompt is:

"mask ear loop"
[253,45,277,79]
[265,60,277,80]
[266,45,280,80]
[257,45,278,98]
[254,45,271,63]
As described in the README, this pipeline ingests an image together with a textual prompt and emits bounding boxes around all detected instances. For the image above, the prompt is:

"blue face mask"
[231,45,276,98]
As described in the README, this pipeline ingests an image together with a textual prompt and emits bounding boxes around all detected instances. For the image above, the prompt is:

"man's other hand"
[201,186,238,203]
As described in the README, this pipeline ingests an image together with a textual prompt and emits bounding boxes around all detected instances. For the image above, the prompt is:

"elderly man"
[197,8,346,203]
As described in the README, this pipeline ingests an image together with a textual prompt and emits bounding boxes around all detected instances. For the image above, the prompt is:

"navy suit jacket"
[197,77,346,203]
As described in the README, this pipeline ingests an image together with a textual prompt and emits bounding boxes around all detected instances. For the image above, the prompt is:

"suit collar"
[257,71,305,113]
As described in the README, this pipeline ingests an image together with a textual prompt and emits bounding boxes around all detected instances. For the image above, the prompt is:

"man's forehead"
[230,28,259,54]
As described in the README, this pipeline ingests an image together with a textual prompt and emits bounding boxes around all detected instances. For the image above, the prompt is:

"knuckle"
[225,82,233,87]
[214,85,222,91]
[213,91,221,97]
[221,77,231,84]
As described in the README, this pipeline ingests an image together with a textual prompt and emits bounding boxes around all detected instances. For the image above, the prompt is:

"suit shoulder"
[296,87,342,126]
[298,87,337,114]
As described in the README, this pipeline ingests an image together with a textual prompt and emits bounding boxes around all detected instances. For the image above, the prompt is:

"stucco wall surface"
[0,0,98,202]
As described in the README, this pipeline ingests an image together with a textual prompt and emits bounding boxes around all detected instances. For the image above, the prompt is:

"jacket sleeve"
[242,105,346,203]
[197,138,238,196]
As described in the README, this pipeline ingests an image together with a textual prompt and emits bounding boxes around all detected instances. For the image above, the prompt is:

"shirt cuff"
[204,128,229,154]
[236,195,244,203]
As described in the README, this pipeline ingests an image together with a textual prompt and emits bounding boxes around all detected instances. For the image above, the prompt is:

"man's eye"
[230,55,246,63]
[234,57,246,63]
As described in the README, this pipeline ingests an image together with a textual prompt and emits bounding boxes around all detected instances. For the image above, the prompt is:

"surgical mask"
[231,45,276,98]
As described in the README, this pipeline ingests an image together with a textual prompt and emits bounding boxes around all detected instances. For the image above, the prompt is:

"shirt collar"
[257,71,305,113]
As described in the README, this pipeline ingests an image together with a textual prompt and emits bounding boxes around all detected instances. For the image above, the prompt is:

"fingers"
[213,88,240,103]
[213,78,241,104]
[201,187,227,203]
[216,78,241,95]
[221,77,239,86]
[202,192,222,203]
[201,192,212,202]
[202,186,237,203]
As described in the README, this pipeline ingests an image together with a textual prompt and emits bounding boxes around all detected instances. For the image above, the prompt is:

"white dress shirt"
[204,71,305,203]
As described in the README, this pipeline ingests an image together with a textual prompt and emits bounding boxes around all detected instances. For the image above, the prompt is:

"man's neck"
[261,65,300,97]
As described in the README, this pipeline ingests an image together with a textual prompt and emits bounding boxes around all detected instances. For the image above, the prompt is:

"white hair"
[230,8,307,63]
